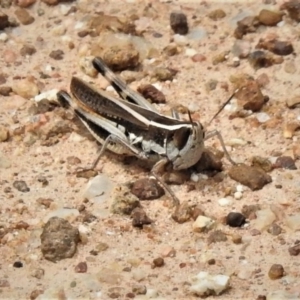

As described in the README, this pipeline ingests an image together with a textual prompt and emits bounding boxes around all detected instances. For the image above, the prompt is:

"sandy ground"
[1,0,300,299]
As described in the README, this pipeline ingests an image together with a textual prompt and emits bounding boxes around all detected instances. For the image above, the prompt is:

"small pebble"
[207,230,227,244]
[131,207,152,228]
[49,49,64,60]
[208,9,226,20]
[258,9,283,26]
[234,191,243,200]
[288,244,300,256]
[172,201,193,223]
[267,223,282,236]
[0,32,8,42]
[218,198,232,206]
[14,8,35,25]
[274,156,297,170]
[13,180,30,192]
[152,257,164,268]
[132,284,147,295]
[170,11,188,35]
[226,212,246,227]
[74,262,87,273]
[268,264,284,280]
[131,178,164,200]
[20,44,36,56]
[13,261,23,268]
[0,125,9,142]
[137,84,166,104]
[232,233,242,244]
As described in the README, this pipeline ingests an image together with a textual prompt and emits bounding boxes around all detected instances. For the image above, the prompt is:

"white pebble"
[236,184,244,192]
[82,174,115,203]
[74,21,86,30]
[152,83,162,91]
[34,89,59,103]
[185,48,197,57]
[45,64,53,72]
[173,34,188,46]
[227,138,247,147]
[61,35,72,44]
[190,271,230,296]
[0,32,8,42]
[256,112,270,123]
[218,198,232,206]
[234,191,243,200]
[190,173,199,182]
[60,4,71,15]
[193,216,215,232]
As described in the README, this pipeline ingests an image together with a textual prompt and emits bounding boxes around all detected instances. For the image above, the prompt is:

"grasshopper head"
[168,122,205,170]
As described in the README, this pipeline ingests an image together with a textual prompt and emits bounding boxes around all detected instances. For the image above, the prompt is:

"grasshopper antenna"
[207,89,239,126]
[188,110,195,130]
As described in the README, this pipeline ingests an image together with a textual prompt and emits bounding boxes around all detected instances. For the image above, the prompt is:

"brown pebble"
[268,264,284,279]
[234,16,260,39]
[20,44,36,56]
[280,0,300,22]
[256,73,270,87]
[208,9,226,20]
[163,44,178,56]
[171,201,193,224]
[248,50,275,70]
[16,0,37,8]
[232,233,242,244]
[207,230,227,244]
[207,258,216,265]
[274,156,297,170]
[256,38,294,56]
[137,84,166,104]
[242,204,260,218]
[13,180,30,192]
[0,125,9,142]
[0,73,8,84]
[66,156,81,165]
[226,212,246,227]
[77,30,89,38]
[74,262,88,273]
[15,8,35,25]
[41,217,80,262]
[30,289,44,300]
[76,169,98,179]
[131,178,164,200]
[256,296,266,300]
[153,257,164,268]
[0,279,10,288]
[288,244,300,256]
[0,86,12,96]
[49,49,64,60]
[267,223,282,236]
[0,12,9,30]
[14,221,30,230]
[36,197,53,208]
[170,11,188,35]
[191,53,206,62]
[250,229,261,236]
[131,207,152,228]
[258,9,283,26]
[228,164,272,191]
[132,284,147,295]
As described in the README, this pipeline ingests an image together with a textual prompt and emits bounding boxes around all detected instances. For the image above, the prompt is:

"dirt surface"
[1,0,300,299]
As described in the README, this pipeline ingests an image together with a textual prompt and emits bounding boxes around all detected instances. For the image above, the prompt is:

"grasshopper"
[57,57,236,206]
